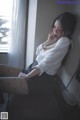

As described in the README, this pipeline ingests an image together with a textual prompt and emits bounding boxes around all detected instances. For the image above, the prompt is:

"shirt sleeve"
[36,37,70,76]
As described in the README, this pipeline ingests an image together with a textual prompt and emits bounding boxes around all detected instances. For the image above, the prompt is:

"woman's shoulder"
[59,36,70,42]
[56,36,70,44]
[54,37,70,48]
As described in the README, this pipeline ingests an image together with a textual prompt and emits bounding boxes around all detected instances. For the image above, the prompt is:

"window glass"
[0,0,13,53]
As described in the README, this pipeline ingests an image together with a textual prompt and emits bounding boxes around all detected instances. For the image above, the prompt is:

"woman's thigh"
[0,60,37,77]
[0,64,22,77]
[0,73,55,95]
[0,77,29,95]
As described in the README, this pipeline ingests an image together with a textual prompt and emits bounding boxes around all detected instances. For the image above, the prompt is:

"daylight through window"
[0,0,13,52]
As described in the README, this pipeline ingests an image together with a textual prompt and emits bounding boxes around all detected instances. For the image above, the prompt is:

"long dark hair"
[52,12,77,38]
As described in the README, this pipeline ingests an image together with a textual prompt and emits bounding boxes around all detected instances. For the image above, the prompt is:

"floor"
[6,75,80,120]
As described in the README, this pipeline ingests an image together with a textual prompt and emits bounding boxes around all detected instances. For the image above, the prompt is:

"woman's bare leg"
[0,64,22,77]
[0,77,29,95]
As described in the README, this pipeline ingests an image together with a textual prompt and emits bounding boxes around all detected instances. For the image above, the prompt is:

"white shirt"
[35,37,70,76]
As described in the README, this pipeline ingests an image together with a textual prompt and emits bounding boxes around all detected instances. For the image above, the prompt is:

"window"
[0,0,13,53]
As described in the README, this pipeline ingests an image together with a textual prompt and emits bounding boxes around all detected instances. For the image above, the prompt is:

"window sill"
[0,51,8,54]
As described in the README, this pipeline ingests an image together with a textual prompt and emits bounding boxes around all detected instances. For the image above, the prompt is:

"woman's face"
[52,20,64,38]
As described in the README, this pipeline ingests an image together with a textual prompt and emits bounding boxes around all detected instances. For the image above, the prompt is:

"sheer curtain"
[8,0,28,69]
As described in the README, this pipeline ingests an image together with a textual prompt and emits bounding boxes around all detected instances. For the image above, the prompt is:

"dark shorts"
[22,60,38,74]
[22,60,56,95]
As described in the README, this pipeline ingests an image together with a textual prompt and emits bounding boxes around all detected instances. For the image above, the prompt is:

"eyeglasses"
[53,26,64,33]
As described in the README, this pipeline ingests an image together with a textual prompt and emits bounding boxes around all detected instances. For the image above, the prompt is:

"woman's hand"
[44,32,58,47]
[48,32,58,41]
[18,72,27,79]
[48,32,54,41]
[18,67,41,79]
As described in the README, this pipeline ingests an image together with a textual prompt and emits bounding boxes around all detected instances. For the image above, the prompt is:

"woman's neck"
[46,36,59,46]
[42,37,58,50]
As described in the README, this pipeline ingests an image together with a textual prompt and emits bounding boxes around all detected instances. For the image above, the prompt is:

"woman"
[0,12,77,95]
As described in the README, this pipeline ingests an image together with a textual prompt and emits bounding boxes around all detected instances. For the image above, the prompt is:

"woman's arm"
[18,67,41,79]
